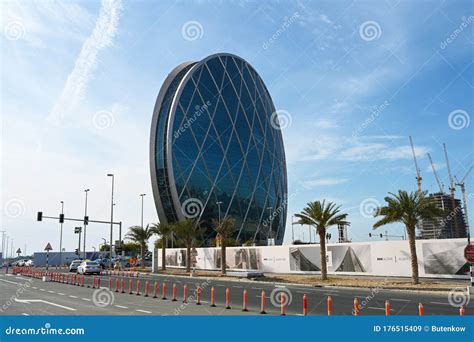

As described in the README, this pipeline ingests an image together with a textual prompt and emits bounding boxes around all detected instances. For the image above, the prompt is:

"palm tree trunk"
[319,230,328,280]
[407,226,419,284]
[221,242,226,275]
[141,244,145,268]
[161,237,166,271]
[186,243,191,273]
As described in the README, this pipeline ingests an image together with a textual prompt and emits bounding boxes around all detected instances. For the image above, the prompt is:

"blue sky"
[1,0,473,254]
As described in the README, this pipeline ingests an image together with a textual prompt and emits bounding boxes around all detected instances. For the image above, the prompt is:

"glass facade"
[150,54,287,245]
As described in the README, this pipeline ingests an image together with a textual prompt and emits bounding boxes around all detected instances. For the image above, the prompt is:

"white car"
[77,261,101,275]
[69,260,82,272]
[25,260,34,267]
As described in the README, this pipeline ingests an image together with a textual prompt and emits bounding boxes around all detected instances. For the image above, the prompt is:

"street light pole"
[10,239,13,258]
[107,174,114,266]
[216,201,223,226]
[59,201,64,266]
[83,189,89,259]
[140,194,146,229]
[0,231,5,259]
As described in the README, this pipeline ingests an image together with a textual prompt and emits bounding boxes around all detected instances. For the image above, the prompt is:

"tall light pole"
[83,189,90,259]
[216,201,223,226]
[267,207,273,242]
[5,236,8,259]
[10,239,13,258]
[140,194,146,228]
[59,200,64,265]
[107,174,114,265]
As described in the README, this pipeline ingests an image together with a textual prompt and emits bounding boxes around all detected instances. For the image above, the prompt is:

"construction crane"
[443,143,460,235]
[455,165,473,238]
[427,153,444,193]
[409,136,422,192]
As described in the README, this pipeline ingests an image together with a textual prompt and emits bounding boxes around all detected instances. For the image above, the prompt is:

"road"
[0,270,470,316]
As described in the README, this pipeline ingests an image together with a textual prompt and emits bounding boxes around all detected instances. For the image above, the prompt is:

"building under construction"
[418,192,468,239]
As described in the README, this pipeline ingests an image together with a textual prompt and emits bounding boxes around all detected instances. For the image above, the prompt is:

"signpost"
[465,244,474,294]
[75,227,82,257]
[16,248,21,257]
[44,243,52,271]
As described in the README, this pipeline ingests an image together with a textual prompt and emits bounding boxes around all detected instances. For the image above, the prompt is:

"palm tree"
[150,222,175,271]
[212,217,235,275]
[126,225,154,268]
[295,200,349,280]
[174,219,201,273]
[373,190,445,284]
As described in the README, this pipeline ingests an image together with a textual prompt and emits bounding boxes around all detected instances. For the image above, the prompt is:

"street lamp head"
[85,189,90,192]
[107,173,113,177]
[60,201,64,204]
[140,193,146,197]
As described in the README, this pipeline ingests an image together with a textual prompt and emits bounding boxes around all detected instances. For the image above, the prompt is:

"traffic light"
[59,214,64,223]
[380,233,383,238]
[368,233,372,237]
[84,215,89,225]
[37,211,43,221]
[115,246,122,254]
[75,248,79,255]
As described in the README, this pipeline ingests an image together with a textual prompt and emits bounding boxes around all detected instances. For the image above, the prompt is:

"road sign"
[465,244,474,262]
[16,248,21,254]
[191,247,198,257]
[74,227,82,234]
[44,242,53,251]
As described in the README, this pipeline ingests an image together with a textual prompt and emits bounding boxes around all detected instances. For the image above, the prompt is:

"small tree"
[174,219,201,272]
[295,200,349,280]
[151,222,175,271]
[126,225,154,267]
[373,190,445,284]
[212,217,235,275]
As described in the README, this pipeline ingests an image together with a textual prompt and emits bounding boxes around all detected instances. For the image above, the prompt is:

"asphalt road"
[0,270,471,316]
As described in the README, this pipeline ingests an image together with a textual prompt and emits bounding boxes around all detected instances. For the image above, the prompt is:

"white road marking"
[69,295,78,299]
[430,302,451,305]
[57,293,65,296]
[81,298,91,301]
[390,298,410,302]
[114,305,128,309]
[14,298,76,311]
[32,287,38,289]
[40,289,46,292]
[48,290,55,293]
[0,278,19,285]
[22,313,29,316]
[367,307,394,311]
[136,309,152,314]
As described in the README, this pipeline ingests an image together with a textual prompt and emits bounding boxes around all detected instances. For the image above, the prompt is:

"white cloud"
[47,0,122,124]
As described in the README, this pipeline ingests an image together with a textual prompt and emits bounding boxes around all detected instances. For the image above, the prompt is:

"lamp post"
[83,189,90,259]
[267,207,273,243]
[5,236,8,259]
[140,194,146,229]
[59,201,64,265]
[107,174,114,266]
[10,239,13,259]
[0,231,5,259]
[216,201,223,226]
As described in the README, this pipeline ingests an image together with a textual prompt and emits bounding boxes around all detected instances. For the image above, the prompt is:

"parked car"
[25,260,34,267]
[69,260,82,272]
[16,259,29,267]
[77,261,101,275]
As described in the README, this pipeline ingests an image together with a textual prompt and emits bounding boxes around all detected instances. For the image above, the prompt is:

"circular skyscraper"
[150,53,287,245]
